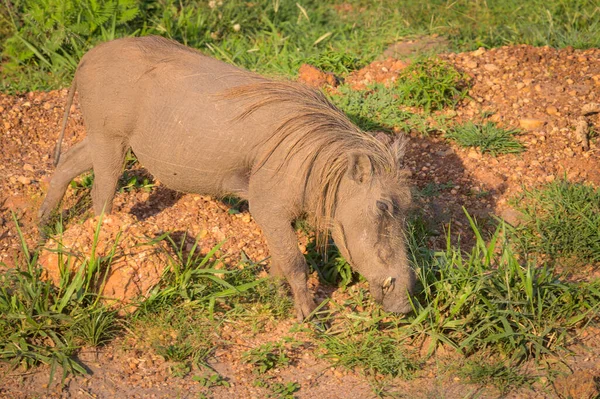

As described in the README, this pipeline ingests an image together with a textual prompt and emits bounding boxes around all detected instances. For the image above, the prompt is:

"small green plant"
[242,339,299,374]
[193,372,231,388]
[458,359,531,394]
[70,172,94,192]
[394,58,469,111]
[118,171,154,192]
[510,179,600,267]
[445,121,524,155]
[269,381,301,399]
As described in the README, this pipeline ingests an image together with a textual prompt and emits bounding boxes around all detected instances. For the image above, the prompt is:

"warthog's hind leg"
[89,136,128,216]
[38,138,93,224]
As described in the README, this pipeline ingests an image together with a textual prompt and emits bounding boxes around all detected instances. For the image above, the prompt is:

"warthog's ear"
[391,136,407,164]
[347,153,372,184]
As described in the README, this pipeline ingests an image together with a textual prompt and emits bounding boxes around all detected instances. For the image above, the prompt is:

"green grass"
[394,57,469,111]
[242,337,300,375]
[510,179,600,268]
[0,214,119,383]
[457,359,531,394]
[2,0,600,93]
[446,121,524,156]
[405,211,600,364]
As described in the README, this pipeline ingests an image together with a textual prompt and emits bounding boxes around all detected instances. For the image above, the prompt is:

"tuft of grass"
[510,179,600,267]
[318,327,418,379]
[135,234,265,315]
[0,214,121,383]
[304,50,365,75]
[242,338,300,375]
[458,359,531,394]
[394,57,469,111]
[406,210,600,365]
[445,121,524,156]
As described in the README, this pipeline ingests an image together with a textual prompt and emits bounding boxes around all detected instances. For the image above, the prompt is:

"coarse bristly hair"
[222,78,407,248]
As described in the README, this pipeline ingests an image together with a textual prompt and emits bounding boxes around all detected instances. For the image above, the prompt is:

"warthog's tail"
[53,80,77,166]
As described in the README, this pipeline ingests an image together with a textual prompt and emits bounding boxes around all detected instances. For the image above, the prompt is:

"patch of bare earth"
[1,43,599,398]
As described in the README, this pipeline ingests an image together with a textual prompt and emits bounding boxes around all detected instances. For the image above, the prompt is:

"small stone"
[465,60,478,69]
[17,176,31,185]
[519,118,545,131]
[546,105,558,116]
[564,147,575,157]
[483,63,499,72]
[23,163,34,172]
[467,149,481,160]
[43,102,53,110]
[472,47,486,57]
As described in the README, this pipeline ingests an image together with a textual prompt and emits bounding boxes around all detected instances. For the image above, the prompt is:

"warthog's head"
[330,143,415,314]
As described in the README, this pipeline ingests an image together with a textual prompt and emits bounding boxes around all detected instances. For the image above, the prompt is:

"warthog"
[39,36,416,319]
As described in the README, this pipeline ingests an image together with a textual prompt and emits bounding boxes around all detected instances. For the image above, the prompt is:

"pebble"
[17,176,31,185]
[546,105,559,115]
[519,118,545,131]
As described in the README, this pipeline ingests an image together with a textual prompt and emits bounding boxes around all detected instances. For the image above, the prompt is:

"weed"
[0,214,121,383]
[269,381,301,398]
[304,238,354,287]
[318,325,418,379]
[510,179,600,267]
[446,121,524,156]
[242,338,299,374]
[137,235,265,314]
[118,170,154,193]
[193,372,231,388]
[458,359,531,394]
[331,84,412,132]
[406,210,600,364]
[394,57,469,111]
[304,51,364,75]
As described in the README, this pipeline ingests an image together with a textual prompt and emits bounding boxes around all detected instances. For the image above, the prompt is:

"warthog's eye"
[376,200,392,214]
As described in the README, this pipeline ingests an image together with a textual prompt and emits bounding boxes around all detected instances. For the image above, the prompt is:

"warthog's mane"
[223,78,405,247]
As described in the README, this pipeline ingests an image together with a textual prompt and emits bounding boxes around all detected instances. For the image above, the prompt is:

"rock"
[17,176,31,185]
[472,47,486,57]
[546,105,559,115]
[467,149,481,160]
[297,64,338,88]
[465,60,478,69]
[23,163,34,172]
[519,118,546,131]
[483,63,499,72]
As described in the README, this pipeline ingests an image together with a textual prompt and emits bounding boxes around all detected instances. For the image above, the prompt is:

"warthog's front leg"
[249,202,316,321]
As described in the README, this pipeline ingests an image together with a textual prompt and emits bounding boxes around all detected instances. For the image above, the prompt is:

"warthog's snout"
[376,272,416,314]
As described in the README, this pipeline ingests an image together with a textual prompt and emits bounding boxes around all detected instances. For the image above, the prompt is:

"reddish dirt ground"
[1,43,599,398]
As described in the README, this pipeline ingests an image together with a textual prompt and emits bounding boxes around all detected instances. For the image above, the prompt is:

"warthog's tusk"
[383,276,394,290]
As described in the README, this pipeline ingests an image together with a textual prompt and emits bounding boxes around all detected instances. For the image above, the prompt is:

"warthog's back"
[75,36,279,197]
